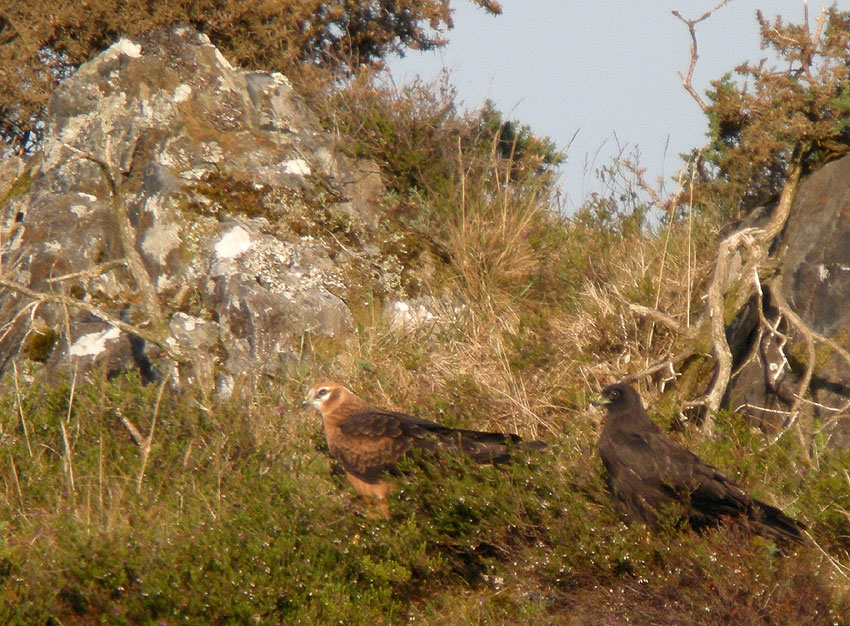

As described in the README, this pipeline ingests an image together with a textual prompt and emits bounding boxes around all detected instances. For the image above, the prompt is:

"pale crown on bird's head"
[303,382,349,412]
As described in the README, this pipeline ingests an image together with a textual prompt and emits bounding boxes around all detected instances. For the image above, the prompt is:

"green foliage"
[318,69,574,312]
[0,0,503,151]
[691,7,850,218]
[327,73,563,204]
[3,4,850,623]
[0,371,847,624]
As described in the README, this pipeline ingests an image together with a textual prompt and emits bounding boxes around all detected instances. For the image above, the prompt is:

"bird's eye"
[611,390,620,399]
[317,388,329,398]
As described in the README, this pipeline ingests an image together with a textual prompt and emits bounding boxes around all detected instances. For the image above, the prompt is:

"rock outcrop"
[726,154,850,447]
[0,27,430,394]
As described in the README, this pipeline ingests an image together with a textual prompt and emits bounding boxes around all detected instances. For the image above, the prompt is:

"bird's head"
[593,382,641,412]
[303,381,348,415]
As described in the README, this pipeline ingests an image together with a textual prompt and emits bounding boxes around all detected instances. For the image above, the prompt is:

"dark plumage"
[595,382,805,543]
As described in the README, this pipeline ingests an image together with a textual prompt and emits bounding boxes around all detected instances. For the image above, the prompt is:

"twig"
[0,275,189,364]
[622,347,697,383]
[735,402,792,417]
[771,279,850,379]
[98,434,104,522]
[137,374,169,494]
[627,302,686,335]
[672,1,734,112]
[804,530,850,580]
[8,451,23,512]
[0,300,37,347]
[59,363,78,494]
[63,144,165,328]
[117,408,143,446]
[45,259,128,284]
[11,360,32,458]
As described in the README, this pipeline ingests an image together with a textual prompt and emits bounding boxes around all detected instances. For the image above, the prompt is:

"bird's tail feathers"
[751,499,806,543]
[454,429,546,463]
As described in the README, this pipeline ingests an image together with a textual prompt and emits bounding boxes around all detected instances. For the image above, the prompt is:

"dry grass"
[2,54,850,625]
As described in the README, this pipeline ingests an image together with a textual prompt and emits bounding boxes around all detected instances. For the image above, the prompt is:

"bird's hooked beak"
[590,392,611,407]
[302,389,316,408]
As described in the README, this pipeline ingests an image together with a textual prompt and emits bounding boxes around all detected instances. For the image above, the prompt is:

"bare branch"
[697,155,803,431]
[63,144,165,328]
[627,302,685,335]
[59,363,78,494]
[45,259,128,284]
[137,374,169,494]
[622,347,698,383]
[11,360,33,458]
[673,1,734,113]
[0,275,190,364]
[117,408,144,446]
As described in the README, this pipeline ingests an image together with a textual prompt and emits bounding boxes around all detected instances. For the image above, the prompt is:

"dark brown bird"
[304,381,546,518]
[595,382,805,543]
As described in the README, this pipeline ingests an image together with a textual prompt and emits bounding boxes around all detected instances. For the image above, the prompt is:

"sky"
[389,0,816,211]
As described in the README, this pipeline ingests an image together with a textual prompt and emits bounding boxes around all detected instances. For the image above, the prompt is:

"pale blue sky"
[389,0,817,210]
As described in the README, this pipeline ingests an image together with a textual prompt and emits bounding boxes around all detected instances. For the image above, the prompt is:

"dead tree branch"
[622,347,698,384]
[45,259,128,284]
[63,144,165,329]
[627,302,687,335]
[0,275,190,364]
[694,157,804,433]
[136,374,169,494]
[673,0,734,113]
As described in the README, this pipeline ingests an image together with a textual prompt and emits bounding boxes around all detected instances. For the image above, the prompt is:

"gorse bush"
[0,0,503,151]
[690,7,850,219]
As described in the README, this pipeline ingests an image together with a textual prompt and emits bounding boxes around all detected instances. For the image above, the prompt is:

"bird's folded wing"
[338,410,411,437]
[645,434,752,512]
[331,409,419,483]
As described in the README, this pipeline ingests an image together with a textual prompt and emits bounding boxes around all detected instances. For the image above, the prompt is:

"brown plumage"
[596,382,805,543]
[304,381,546,518]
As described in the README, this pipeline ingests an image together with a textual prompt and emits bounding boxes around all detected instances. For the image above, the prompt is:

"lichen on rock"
[0,26,418,393]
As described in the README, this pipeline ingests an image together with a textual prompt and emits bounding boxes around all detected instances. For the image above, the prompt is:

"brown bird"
[595,382,805,543]
[304,381,546,518]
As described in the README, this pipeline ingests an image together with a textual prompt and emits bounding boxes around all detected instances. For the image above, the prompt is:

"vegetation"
[1,2,850,625]
[0,0,501,151]
[688,6,850,219]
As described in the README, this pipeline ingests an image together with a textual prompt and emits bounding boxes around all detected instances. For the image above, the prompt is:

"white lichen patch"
[269,72,293,89]
[179,166,214,181]
[109,38,142,60]
[387,300,437,330]
[172,312,198,332]
[215,226,252,259]
[818,263,830,281]
[70,327,122,357]
[142,222,182,264]
[143,194,163,219]
[236,241,297,293]
[200,142,224,164]
[77,192,98,203]
[385,297,466,331]
[156,274,176,292]
[214,47,235,71]
[314,147,336,176]
[173,84,192,103]
[282,159,311,176]
[70,205,90,218]
[217,374,235,400]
